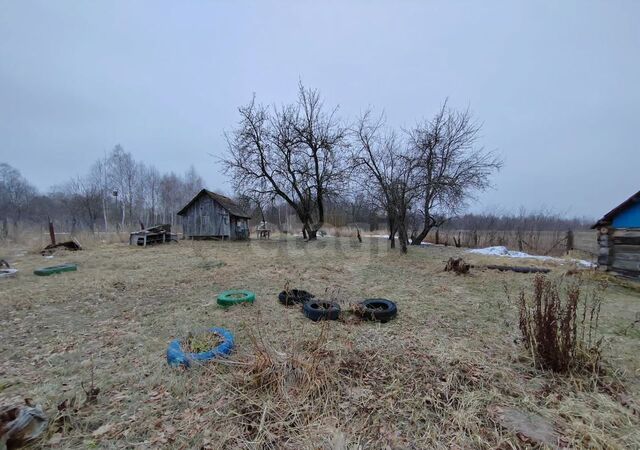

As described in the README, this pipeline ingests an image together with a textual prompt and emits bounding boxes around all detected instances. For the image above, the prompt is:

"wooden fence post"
[48,218,56,246]
[566,229,574,254]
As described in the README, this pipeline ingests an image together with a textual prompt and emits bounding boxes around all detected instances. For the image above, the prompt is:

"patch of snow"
[467,246,595,268]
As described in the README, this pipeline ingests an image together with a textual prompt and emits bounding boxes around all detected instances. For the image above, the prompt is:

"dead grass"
[0,236,639,448]
[183,331,224,354]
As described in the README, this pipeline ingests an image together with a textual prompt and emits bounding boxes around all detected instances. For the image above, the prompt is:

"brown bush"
[518,275,605,373]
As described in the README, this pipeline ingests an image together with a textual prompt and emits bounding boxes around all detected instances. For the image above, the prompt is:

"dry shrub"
[323,226,357,238]
[518,274,606,373]
[209,322,345,448]
[243,324,336,399]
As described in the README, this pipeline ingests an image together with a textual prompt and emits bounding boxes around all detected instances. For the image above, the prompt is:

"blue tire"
[166,327,234,368]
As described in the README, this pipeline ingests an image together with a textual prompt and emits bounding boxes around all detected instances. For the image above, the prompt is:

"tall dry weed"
[518,274,606,373]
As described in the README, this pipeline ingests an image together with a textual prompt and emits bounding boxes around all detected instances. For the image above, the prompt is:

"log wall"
[598,227,640,278]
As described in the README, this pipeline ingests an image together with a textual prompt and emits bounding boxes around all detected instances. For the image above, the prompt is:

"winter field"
[1,235,639,449]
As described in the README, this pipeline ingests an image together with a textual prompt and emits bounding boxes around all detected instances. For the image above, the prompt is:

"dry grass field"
[1,235,639,449]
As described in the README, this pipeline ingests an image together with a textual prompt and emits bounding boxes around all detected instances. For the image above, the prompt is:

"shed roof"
[177,189,252,219]
[592,190,640,228]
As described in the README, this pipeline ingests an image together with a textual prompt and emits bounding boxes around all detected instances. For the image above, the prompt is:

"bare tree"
[107,145,138,228]
[352,112,420,253]
[408,102,502,245]
[60,175,102,232]
[88,156,111,232]
[142,165,161,225]
[159,172,182,226]
[0,163,36,235]
[183,165,204,198]
[224,84,349,240]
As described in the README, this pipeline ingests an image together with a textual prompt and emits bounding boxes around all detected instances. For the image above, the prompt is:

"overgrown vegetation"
[517,274,606,373]
[183,331,224,354]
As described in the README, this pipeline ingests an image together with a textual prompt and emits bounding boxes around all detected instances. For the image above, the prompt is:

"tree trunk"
[1,217,8,239]
[410,226,432,245]
[102,197,108,233]
[303,222,317,240]
[389,225,397,249]
[398,224,409,254]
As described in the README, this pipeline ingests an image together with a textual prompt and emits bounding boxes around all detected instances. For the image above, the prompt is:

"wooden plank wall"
[572,231,598,255]
[610,228,640,277]
[182,195,230,238]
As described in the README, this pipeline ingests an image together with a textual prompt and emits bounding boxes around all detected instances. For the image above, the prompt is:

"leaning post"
[48,217,56,246]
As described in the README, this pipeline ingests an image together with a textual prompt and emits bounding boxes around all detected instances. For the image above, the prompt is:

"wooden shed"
[177,189,251,240]
[592,190,640,279]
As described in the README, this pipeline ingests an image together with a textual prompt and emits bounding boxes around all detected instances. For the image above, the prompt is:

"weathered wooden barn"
[177,189,251,240]
[593,190,640,279]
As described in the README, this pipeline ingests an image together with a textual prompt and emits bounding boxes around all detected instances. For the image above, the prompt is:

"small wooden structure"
[592,190,640,279]
[177,189,251,240]
[129,224,177,246]
[256,221,272,239]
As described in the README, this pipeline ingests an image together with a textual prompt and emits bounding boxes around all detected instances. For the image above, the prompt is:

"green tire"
[217,290,256,307]
[34,263,77,276]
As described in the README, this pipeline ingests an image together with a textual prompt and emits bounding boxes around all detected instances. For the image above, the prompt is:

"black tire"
[303,300,341,321]
[356,298,397,322]
[278,289,314,306]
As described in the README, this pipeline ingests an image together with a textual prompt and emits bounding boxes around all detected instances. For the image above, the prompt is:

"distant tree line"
[0,145,204,237]
[1,153,590,245]
[442,209,593,232]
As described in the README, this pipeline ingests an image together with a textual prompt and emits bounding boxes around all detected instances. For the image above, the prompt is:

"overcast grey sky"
[1,1,638,218]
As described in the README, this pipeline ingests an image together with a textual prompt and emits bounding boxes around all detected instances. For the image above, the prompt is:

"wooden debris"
[41,219,82,255]
[41,239,82,255]
[0,400,48,449]
[444,257,470,274]
[129,224,177,247]
[486,265,550,274]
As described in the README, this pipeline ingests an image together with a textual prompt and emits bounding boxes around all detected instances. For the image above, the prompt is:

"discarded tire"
[303,300,341,321]
[278,289,314,306]
[356,298,398,323]
[167,327,234,368]
[217,290,255,307]
[33,263,77,276]
[0,269,18,278]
